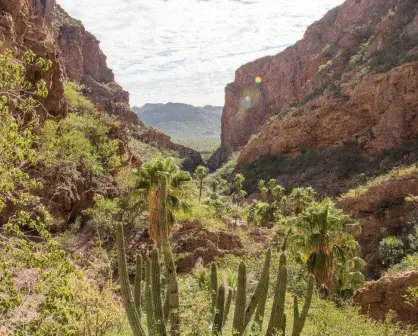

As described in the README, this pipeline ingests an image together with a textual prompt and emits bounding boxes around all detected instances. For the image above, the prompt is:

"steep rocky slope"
[0,1,202,172]
[210,0,418,194]
[337,170,418,279]
[53,5,203,170]
[0,0,201,230]
[0,0,66,118]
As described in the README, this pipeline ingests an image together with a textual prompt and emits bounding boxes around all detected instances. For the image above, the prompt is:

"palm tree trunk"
[198,181,203,204]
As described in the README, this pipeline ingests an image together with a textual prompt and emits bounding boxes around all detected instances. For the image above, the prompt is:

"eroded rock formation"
[351,271,418,325]
[54,5,139,125]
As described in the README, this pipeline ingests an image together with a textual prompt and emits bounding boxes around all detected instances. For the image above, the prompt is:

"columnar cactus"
[210,262,218,316]
[151,249,166,335]
[266,254,288,336]
[245,249,271,330]
[116,224,146,336]
[292,275,314,336]
[134,255,142,314]
[223,288,233,328]
[232,262,247,335]
[158,175,181,336]
[117,175,180,336]
[144,257,154,336]
[213,284,226,335]
[209,251,314,336]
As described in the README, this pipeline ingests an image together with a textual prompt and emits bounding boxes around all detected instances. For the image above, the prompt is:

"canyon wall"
[211,0,418,182]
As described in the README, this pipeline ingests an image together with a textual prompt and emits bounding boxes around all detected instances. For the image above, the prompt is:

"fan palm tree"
[290,199,362,293]
[288,187,316,214]
[133,156,191,247]
[194,165,209,204]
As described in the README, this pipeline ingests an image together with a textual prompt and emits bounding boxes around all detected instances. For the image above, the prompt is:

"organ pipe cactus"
[211,262,218,316]
[158,174,181,336]
[266,254,288,336]
[134,255,142,313]
[117,176,315,336]
[210,251,314,336]
[232,262,247,335]
[116,224,146,336]
[213,284,226,335]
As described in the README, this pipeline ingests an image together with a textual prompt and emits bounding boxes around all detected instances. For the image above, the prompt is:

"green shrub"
[387,253,418,275]
[39,111,121,179]
[64,81,95,113]
[379,236,405,267]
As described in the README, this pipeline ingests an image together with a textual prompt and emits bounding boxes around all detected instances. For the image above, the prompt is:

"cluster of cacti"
[209,251,314,336]
[116,174,315,336]
[116,175,180,336]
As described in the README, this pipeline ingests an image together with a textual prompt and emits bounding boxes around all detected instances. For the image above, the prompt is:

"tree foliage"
[133,156,191,246]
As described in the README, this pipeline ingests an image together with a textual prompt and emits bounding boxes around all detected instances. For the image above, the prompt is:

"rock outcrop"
[110,219,245,274]
[211,0,418,188]
[337,173,418,279]
[0,0,66,118]
[54,5,139,125]
[351,271,418,325]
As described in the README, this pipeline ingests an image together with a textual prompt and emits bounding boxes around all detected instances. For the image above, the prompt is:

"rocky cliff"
[211,0,418,192]
[0,0,66,118]
[0,0,201,229]
[54,5,139,125]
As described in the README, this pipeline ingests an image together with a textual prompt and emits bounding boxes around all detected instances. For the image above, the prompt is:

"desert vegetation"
[1,20,417,336]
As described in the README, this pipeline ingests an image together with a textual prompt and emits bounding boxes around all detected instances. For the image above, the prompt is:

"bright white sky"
[57,0,344,107]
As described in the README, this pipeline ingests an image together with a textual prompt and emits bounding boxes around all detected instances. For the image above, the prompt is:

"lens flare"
[255,76,262,84]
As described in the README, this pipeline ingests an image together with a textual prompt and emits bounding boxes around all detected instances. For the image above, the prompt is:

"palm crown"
[133,156,191,246]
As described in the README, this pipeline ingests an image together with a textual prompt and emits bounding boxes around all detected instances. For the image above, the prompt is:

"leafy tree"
[194,165,209,204]
[258,179,268,200]
[379,236,405,267]
[229,173,246,228]
[288,199,363,293]
[133,156,191,246]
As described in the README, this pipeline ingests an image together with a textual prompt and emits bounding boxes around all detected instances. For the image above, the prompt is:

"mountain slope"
[210,0,418,195]
[133,103,222,139]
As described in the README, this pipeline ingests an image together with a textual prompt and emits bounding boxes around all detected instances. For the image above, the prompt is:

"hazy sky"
[57,0,344,107]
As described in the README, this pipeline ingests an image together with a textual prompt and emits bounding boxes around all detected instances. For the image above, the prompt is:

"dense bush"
[38,83,121,180]
[379,236,405,267]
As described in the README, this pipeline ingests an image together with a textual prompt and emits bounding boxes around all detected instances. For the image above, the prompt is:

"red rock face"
[214,0,418,168]
[0,0,66,118]
[55,5,138,125]
[238,61,418,165]
[351,271,418,325]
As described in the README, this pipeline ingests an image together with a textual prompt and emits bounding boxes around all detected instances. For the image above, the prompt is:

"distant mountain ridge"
[133,103,222,139]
